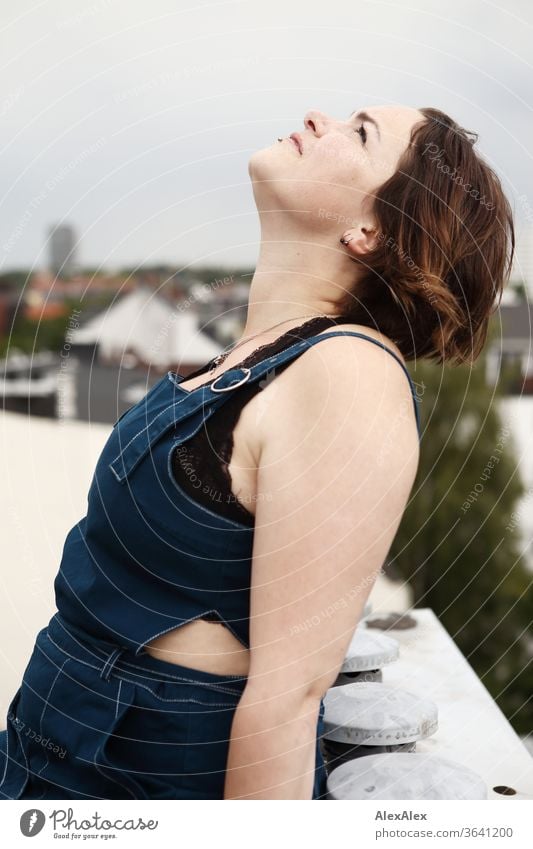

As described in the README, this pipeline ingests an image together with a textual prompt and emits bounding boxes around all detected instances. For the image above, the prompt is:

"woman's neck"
[240,231,358,338]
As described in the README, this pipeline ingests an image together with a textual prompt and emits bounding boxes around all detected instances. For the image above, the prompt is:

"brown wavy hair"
[337,107,515,364]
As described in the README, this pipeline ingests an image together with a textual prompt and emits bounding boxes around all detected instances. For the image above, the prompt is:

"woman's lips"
[289,133,303,154]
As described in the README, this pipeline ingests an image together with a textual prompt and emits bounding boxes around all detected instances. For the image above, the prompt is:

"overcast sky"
[1,0,532,274]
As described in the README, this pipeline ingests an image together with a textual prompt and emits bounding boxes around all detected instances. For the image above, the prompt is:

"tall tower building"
[49,223,77,278]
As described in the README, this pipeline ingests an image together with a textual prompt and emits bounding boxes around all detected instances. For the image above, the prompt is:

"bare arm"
[224,335,420,799]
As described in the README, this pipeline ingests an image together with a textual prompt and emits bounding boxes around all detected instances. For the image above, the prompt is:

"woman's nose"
[304,109,332,136]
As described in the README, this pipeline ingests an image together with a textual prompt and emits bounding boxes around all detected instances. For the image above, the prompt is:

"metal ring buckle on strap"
[210,367,252,393]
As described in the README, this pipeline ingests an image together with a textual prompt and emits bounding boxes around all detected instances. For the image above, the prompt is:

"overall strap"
[230,329,421,437]
[109,331,421,482]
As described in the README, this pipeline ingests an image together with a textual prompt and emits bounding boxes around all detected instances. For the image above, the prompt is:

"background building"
[511,224,533,297]
[48,222,77,278]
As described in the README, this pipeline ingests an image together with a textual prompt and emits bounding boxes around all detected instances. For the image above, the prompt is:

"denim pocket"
[12,635,149,800]
[94,676,200,800]
[92,679,152,800]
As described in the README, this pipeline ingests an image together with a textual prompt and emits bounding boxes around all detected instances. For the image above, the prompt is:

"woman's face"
[248,104,426,234]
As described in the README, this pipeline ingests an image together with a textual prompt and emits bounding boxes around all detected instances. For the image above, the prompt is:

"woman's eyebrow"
[349,110,381,142]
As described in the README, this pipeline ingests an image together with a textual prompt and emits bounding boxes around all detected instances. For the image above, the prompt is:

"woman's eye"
[355,124,367,145]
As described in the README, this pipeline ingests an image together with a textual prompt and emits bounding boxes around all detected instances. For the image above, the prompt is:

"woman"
[0,105,514,800]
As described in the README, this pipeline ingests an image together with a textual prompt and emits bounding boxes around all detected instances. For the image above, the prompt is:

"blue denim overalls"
[0,331,421,800]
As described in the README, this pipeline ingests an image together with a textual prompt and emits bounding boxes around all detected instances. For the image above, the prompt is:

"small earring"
[277,137,283,142]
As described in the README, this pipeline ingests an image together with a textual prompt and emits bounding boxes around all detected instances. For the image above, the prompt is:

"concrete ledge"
[361,609,533,800]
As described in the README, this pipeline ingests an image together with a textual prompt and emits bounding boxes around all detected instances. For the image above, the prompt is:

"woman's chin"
[248,144,284,178]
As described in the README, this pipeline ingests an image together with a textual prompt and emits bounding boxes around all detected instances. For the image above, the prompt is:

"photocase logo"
[20,809,46,837]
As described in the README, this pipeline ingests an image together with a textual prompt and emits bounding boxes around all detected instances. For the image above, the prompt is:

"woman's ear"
[340,225,380,258]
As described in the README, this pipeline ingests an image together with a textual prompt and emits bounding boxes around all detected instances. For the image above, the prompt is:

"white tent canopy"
[167,310,222,367]
[70,286,222,368]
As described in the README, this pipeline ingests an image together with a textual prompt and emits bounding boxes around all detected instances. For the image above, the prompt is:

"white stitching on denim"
[0,688,98,800]
[166,371,182,387]
[142,618,250,667]
[115,680,122,720]
[116,672,239,705]
[137,617,249,669]
[114,655,245,693]
[0,704,29,798]
[108,339,314,471]
[0,692,18,786]
[36,757,49,778]
[109,464,123,482]
[12,721,28,798]
[89,677,144,800]
[109,397,189,467]
[109,337,319,483]
[45,632,242,700]
[47,630,242,697]
[31,655,71,784]
[100,648,122,680]
[103,675,239,706]
[0,700,11,789]
[46,632,102,674]
[49,616,125,673]
[108,375,188,473]
[39,657,71,728]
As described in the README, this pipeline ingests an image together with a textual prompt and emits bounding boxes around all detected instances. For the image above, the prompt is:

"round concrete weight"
[340,627,399,673]
[327,752,488,800]
[323,682,438,746]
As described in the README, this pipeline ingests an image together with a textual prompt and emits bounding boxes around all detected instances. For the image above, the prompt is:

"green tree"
[390,322,532,736]
[509,280,528,301]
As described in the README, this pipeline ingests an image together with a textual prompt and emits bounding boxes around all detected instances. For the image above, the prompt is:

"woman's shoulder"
[250,320,419,464]
[260,321,410,413]
[255,319,419,463]
[311,322,407,369]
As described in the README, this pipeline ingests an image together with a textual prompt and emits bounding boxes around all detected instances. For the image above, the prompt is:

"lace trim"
[170,315,353,525]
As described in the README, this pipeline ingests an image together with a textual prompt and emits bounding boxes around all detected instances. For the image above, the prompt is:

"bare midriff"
[144,619,251,676]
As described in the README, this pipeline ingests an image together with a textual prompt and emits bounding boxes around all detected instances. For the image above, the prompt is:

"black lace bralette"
[169,315,355,527]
